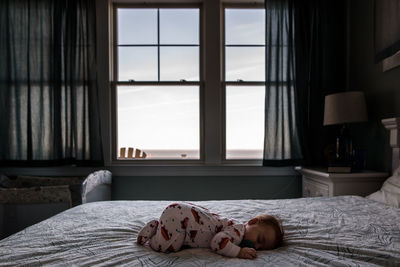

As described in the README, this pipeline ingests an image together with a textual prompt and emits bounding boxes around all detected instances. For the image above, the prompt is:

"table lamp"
[323,91,368,169]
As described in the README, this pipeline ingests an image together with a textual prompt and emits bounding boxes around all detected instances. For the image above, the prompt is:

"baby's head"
[243,214,284,250]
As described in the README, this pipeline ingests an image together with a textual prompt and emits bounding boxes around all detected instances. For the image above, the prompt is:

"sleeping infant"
[136,202,284,259]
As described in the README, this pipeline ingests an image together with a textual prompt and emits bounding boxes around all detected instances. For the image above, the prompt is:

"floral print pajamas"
[137,202,245,257]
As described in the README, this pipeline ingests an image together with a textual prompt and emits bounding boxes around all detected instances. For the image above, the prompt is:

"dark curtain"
[263,0,347,166]
[0,0,103,166]
[263,0,303,166]
[294,0,347,166]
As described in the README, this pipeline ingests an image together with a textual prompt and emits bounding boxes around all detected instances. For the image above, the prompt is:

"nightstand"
[298,167,388,197]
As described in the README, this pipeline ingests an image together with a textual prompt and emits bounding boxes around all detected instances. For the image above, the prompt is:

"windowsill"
[109,159,265,165]
[106,158,299,176]
[109,165,298,176]
[0,165,299,177]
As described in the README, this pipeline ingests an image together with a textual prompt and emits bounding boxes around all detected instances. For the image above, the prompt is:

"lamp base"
[336,124,353,163]
[326,124,353,173]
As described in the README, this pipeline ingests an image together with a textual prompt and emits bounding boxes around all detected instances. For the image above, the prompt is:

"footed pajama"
[137,202,245,257]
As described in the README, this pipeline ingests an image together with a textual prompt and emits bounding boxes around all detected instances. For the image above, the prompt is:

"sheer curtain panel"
[0,0,103,165]
[263,0,303,166]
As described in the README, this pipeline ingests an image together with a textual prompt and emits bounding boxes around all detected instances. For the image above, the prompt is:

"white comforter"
[0,196,399,266]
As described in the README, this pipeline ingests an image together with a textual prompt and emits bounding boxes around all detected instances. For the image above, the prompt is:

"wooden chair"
[119,147,147,159]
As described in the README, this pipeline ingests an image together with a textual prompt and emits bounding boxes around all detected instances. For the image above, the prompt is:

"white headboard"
[382,117,400,173]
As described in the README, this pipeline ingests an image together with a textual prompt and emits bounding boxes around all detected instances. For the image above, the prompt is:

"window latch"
[129,79,135,82]
[237,79,244,82]
[180,79,187,82]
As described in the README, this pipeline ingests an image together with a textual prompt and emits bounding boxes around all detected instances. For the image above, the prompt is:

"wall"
[0,0,303,202]
[0,166,302,200]
[95,0,302,201]
[349,0,400,172]
[4,0,398,202]
[112,175,301,200]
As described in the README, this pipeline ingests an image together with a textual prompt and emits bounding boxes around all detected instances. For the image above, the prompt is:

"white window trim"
[222,3,265,163]
[111,3,204,164]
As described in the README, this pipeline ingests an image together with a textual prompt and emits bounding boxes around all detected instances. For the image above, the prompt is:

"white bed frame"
[382,117,400,173]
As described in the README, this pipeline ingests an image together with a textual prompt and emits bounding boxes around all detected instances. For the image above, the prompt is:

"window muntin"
[224,8,265,82]
[224,8,266,160]
[116,8,200,82]
[115,7,200,160]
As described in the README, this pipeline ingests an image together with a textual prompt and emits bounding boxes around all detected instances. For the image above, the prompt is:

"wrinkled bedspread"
[0,196,399,266]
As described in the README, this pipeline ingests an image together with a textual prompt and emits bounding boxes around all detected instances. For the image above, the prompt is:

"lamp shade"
[323,91,368,126]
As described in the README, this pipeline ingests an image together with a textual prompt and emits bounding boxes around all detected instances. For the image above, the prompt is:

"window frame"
[109,1,266,166]
[221,3,266,163]
[111,3,204,164]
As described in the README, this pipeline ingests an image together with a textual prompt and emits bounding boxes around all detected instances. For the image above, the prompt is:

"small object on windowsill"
[127,147,134,158]
[120,147,126,158]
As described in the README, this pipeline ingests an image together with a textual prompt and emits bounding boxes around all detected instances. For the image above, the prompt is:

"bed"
[0,196,399,266]
[0,118,399,266]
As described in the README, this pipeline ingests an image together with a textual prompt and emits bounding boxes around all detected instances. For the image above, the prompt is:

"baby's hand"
[237,247,257,259]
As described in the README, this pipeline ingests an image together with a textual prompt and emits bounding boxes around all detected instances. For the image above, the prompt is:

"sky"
[116,8,265,159]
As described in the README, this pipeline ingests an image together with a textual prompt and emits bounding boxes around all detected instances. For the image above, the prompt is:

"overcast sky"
[116,8,265,158]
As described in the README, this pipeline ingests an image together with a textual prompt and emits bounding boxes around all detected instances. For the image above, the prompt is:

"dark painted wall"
[13,0,400,202]
[112,175,302,201]
[348,0,400,172]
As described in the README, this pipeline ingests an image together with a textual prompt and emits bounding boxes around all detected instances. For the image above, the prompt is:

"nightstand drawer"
[299,168,388,197]
[303,179,329,197]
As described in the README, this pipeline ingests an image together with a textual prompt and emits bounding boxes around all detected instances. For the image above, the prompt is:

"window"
[112,2,266,164]
[224,8,266,159]
[114,6,201,160]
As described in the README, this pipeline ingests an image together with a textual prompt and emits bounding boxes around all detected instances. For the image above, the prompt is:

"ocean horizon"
[117,149,263,160]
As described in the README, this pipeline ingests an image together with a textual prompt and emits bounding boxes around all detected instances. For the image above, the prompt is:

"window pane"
[226,86,265,159]
[160,47,199,81]
[117,86,200,159]
[160,9,199,44]
[225,47,265,81]
[118,47,157,81]
[118,9,157,45]
[225,9,265,45]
